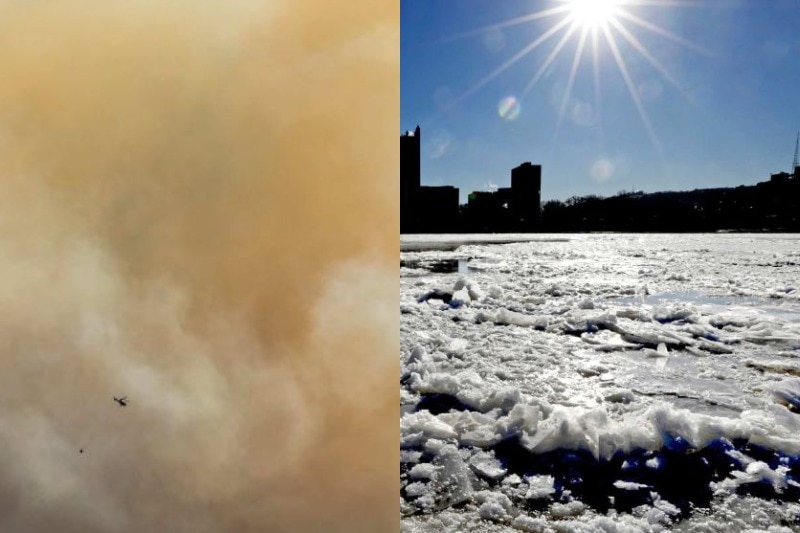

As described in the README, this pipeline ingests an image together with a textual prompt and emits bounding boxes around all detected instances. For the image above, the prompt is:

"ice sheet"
[401,234,800,531]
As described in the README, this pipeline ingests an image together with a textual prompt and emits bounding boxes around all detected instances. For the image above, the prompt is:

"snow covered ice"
[400,234,800,532]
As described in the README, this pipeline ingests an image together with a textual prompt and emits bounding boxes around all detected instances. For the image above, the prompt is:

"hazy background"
[0,1,398,531]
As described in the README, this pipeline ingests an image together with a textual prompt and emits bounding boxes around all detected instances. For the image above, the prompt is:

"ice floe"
[401,234,800,531]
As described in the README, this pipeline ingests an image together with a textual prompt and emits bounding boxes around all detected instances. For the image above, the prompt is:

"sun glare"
[568,0,620,28]
[436,0,709,154]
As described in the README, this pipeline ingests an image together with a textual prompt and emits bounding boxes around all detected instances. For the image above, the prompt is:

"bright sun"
[568,0,621,28]
[442,0,705,152]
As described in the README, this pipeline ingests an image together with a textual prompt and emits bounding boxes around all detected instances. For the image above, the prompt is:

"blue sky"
[401,0,800,202]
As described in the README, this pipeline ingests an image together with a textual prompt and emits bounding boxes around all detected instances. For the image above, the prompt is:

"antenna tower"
[793,131,799,174]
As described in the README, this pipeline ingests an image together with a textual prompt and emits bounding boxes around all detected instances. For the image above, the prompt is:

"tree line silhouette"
[530,178,800,232]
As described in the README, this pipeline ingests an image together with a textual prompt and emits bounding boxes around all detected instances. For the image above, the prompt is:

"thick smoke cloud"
[0,1,398,531]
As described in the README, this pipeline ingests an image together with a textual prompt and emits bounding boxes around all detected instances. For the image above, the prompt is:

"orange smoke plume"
[0,1,398,531]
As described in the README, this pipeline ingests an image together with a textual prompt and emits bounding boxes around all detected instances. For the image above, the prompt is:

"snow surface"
[401,234,800,532]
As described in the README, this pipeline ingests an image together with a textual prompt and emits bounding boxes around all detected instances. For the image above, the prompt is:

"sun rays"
[440,0,711,154]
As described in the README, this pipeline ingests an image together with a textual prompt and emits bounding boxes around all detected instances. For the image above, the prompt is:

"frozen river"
[400,234,800,532]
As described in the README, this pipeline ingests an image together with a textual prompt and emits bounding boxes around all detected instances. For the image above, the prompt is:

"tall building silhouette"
[510,162,541,230]
[401,125,459,233]
[400,126,420,233]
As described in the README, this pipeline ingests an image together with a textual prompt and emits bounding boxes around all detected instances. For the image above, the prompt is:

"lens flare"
[570,101,594,127]
[591,158,614,183]
[482,28,506,52]
[498,95,521,120]
[427,130,453,159]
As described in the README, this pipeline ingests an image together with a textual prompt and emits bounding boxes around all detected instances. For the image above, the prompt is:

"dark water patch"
[488,436,800,517]
[402,259,472,274]
[654,317,695,325]
[417,289,453,304]
[416,393,474,415]
[755,262,799,268]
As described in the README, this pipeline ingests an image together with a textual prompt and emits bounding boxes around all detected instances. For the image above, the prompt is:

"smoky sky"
[0,1,398,532]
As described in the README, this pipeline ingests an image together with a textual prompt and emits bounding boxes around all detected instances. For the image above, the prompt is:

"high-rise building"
[416,186,460,233]
[510,162,541,230]
[400,126,421,233]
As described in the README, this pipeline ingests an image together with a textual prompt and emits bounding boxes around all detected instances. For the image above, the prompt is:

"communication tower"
[793,131,799,175]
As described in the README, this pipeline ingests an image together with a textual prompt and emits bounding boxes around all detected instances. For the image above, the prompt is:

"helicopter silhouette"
[113,396,128,407]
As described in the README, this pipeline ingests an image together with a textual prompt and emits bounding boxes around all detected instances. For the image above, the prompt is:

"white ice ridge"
[402,396,800,459]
